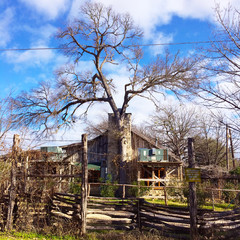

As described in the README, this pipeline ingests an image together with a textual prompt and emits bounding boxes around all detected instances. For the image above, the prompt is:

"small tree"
[100,174,118,197]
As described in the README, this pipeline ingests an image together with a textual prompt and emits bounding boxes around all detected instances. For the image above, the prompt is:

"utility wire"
[4,137,82,142]
[0,40,236,52]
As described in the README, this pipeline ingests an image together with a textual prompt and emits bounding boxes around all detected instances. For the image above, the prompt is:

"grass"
[0,231,77,240]
[0,230,174,240]
[146,198,235,211]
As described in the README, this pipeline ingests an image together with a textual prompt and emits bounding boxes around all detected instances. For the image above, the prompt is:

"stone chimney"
[107,113,132,181]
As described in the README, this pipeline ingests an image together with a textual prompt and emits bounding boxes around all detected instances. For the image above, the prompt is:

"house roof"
[61,130,182,163]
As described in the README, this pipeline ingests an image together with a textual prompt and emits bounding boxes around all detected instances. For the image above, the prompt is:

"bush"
[100,174,118,197]
[183,183,210,208]
[128,181,149,197]
[69,178,81,195]
[222,181,240,204]
[230,167,240,176]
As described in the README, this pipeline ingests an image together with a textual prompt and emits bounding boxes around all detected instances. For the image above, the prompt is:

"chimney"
[107,113,132,181]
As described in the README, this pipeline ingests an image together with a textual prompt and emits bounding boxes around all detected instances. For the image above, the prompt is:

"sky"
[0,0,239,146]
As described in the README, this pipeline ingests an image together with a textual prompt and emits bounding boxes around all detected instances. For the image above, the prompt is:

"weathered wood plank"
[141,205,189,219]
[142,221,190,234]
[140,212,190,224]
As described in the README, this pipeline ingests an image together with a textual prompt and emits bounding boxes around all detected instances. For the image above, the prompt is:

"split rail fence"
[28,192,240,238]
[1,187,240,238]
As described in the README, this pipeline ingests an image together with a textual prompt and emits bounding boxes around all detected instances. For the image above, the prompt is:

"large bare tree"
[13,2,202,183]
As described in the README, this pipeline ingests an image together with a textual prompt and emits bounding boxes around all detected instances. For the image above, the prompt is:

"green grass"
[146,199,235,211]
[0,231,173,240]
[0,231,77,240]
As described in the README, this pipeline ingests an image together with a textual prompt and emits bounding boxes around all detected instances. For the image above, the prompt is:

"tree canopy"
[12,2,202,135]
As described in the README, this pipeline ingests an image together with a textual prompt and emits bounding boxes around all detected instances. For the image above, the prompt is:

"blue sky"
[0,0,239,142]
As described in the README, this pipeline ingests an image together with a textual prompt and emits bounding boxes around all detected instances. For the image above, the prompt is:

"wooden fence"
[46,193,240,239]
[51,193,138,231]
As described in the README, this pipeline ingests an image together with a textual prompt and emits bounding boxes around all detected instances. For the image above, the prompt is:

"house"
[61,113,183,186]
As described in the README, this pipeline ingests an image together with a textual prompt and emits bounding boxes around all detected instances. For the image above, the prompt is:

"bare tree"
[0,95,13,152]
[194,116,226,167]
[147,104,198,159]
[146,104,227,167]
[199,5,240,130]
[84,116,108,139]
[12,2,202,183]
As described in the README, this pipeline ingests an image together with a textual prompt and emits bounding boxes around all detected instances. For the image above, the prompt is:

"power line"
[5,137,82,142]
[0,47,62,52]
[0,40,234,52]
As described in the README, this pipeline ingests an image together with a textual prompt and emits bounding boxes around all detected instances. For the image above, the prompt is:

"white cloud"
[20,0,70,20]
[3,46,55,70]
[0,8,14,47]
[2,22,59,70]
[23,24,57,43]
[147,32,173,56]
[77,0,239,40]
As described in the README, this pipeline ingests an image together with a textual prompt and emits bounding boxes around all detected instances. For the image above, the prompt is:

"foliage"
[127,181,149,197]
[166,185,186,203]
[69,178,81,195]
[230,167,240,176]
[222,181,240,204]
[183,183,210,208]
[100,174,118,197]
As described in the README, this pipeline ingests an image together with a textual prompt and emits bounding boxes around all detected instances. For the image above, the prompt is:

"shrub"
[69,178,81,195]
[100,174,118,197]
[183,183,210,208]
[128,181,149,197]
[222,181,240,204]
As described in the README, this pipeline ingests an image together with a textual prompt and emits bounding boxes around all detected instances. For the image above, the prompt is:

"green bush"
[183,183,210,208]
[100,174,118,197]
[230,167,240,176]
[222,181,240,204]
[128,181,149,197]
[69,178,81,195]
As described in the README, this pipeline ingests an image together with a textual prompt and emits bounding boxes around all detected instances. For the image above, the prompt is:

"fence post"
[122,184,126,198]
[188,138,198,240]
[137,198,142,231]
[6,134,20,231]
[164,186,168,206]
[80,134,88,236]
[211,189,215,211]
